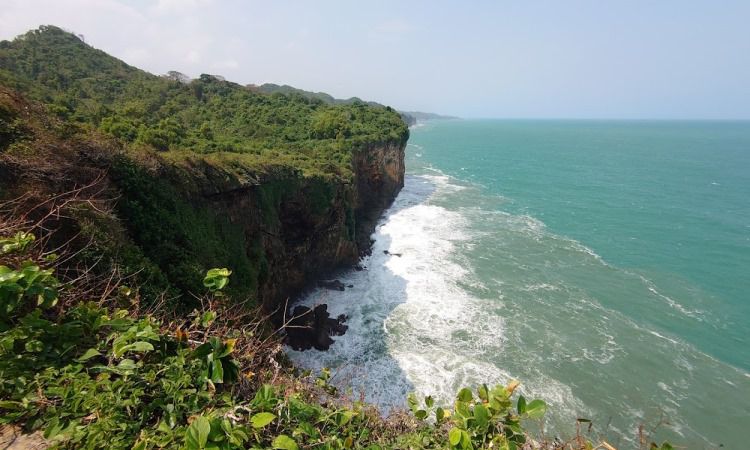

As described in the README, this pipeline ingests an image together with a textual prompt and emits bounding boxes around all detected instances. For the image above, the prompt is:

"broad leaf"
[272,434,298,450]
[186,416,211,449]
[473,403,489,429]
[457,387,473,402]
[250,412,276,428]
[449,427,462,447]
[517,395,527,414]
[77,348,102,362]
[525,399,547,419]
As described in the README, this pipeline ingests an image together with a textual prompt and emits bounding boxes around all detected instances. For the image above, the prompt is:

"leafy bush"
[0,231,676,449]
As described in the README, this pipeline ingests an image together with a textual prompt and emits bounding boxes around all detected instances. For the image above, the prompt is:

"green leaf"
[477,384,489,402]
[455,401,471,418]
[425,395,434,408]
[216,338,236,358]
[338,410,356,426]
[407,392,418,412]
[457,387,473,402]
[24,340,43,353]
[448,427,462,447]
[117,359,137,371]
[525,399,547,419]
[157,420,172,433]
[0,401,22,410]
[460,430,472,450]
[435,407,445,422]
[414,409,427,420]
[517,395,527,414]
[106,317,133,331]
[192,342,213,359]
[43,416,62,439]
[473,403,489,429]
[250,412,276,428]
[186,416,211,449]
[211,360,224,383]
[200,310,217,328]
[117,341,154,357]
[203,268,231,292]
[272,434,298,450]
[77,348,102,362]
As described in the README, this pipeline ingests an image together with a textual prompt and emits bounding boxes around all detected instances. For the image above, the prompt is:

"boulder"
[286,304,348,351]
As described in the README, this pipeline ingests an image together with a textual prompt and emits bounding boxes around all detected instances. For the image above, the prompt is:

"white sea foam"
[648,330,679,345]
[636,274,706,320]
[287,173,496,410]
[521,283,559,292]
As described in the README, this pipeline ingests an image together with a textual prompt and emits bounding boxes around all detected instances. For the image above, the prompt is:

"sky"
[2,0,749,119]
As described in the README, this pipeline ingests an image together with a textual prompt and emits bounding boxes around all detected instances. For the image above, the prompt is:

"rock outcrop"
[286,304,348,351]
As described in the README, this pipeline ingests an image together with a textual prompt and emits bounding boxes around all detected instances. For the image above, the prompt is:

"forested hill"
[0,25,409,307]
[250,83,380,107]
[0,25,408,178]
[250,83,458,126]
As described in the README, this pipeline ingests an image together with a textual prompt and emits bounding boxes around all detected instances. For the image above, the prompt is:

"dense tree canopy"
[0,25,408,178]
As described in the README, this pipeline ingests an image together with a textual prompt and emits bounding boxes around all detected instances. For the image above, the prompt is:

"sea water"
[288,120,750,448]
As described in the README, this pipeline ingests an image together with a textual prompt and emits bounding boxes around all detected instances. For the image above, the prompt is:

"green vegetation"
[0,227,676,449]
[0,26,408,179]
[0,229,555,450]
[108,156,258,299]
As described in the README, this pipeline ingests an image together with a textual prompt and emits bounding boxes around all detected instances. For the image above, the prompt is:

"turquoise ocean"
[289,120,750,448]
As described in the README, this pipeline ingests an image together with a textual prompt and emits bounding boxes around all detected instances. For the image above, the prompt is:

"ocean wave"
[634,273,706,320]
[287,172,491,410]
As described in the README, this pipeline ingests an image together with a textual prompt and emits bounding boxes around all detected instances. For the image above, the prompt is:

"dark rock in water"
[318,279,346,291]
[383,250,402,257]
[354,264,364,271]
[286,304,348,351]
[347,284,354,288]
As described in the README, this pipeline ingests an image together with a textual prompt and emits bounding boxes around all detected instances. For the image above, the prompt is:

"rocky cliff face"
[352,142,406,251]
[164,140,406,313]
[259,141,405,311]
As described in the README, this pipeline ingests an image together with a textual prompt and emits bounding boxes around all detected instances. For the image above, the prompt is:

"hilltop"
[248,83,458,126]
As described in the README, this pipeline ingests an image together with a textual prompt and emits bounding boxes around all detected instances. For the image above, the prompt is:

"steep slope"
[0,26,408,313]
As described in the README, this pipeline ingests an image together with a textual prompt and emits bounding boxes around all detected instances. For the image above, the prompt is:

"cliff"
[157,139,406,311]
[0,89,406,315]
[0,25,409,313]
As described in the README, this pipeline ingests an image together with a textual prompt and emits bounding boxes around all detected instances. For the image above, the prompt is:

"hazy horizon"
[2,0,750,120]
